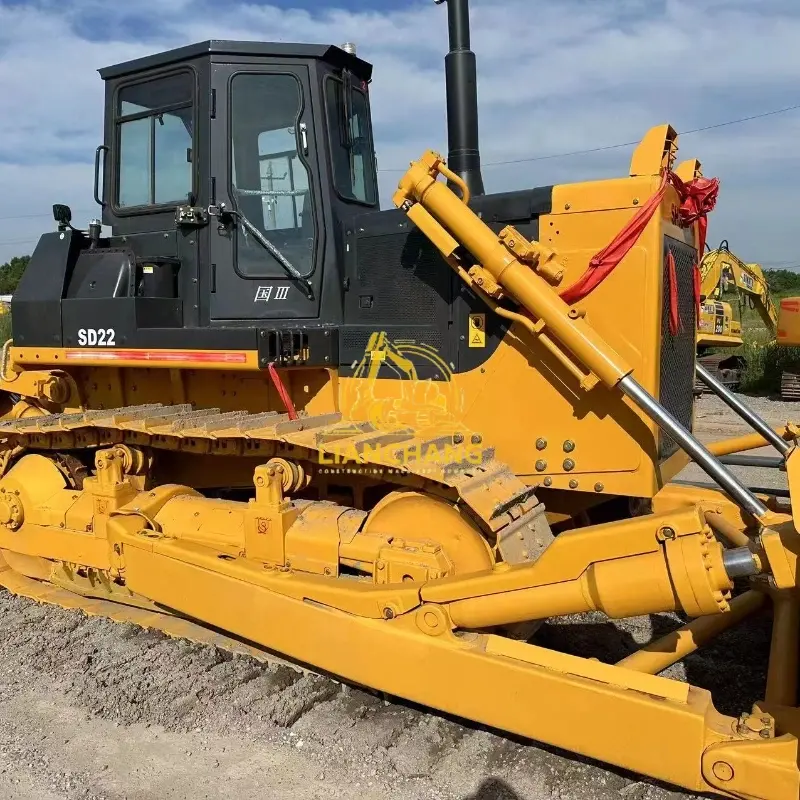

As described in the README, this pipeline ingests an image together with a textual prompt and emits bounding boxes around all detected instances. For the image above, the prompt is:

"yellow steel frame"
[0,444,797,799]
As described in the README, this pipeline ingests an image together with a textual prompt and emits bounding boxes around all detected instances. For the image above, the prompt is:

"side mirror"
[53,204,73,229]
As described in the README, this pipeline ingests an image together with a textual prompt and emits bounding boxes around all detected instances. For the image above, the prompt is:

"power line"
[2,101,798,230]
[0,237,40,246]
[0,208,94,223]
[377,102,800,173]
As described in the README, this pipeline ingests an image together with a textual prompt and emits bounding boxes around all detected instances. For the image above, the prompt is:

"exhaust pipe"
[436,0,485,197]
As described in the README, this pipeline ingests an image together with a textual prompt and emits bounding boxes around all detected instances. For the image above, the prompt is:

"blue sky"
[1,0,800,268]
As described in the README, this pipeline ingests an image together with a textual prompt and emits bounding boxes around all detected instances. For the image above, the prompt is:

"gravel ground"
[0,590,772,800]
[0,393,790,800]
[675,392,797,491]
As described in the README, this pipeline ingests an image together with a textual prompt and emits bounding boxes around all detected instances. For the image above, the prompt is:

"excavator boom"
[696,242,781,392]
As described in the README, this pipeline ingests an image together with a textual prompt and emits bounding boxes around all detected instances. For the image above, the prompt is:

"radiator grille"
[353,230,450,325]
[659,237,697,459]
[342,326,443,353]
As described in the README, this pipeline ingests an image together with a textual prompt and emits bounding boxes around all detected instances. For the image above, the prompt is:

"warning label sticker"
[468,313,486,348]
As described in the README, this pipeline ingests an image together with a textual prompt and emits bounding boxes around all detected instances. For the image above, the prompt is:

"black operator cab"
[11,40,378,361]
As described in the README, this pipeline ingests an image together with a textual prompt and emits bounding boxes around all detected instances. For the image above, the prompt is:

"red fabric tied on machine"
[558,170,719,336]
[267,362,299,421]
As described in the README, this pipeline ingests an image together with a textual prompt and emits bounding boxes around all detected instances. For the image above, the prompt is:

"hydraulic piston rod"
[619,377,769,518]
[394,154,771,521]
[696,362,791,456]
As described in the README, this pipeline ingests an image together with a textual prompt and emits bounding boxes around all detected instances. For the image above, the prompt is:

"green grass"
[0,313,11,346]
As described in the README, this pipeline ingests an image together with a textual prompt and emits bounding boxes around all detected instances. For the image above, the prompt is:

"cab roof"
[99,40,373,81]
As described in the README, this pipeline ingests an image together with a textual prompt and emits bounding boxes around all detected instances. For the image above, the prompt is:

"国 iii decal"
[255,286,290,302]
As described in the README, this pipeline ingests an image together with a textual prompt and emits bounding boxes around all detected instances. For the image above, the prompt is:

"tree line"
[0,256,30,295]
[762,269,800,295]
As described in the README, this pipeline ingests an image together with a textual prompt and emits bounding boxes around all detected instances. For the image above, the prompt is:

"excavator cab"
[12,41,377,359]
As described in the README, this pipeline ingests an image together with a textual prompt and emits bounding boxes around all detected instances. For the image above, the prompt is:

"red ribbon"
[559,171,720,317]
[267,362,298,421]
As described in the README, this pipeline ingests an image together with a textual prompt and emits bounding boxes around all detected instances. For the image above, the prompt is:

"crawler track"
[0,402,552,563]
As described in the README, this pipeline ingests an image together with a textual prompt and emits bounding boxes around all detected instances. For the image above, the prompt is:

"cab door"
[209,65,323,321]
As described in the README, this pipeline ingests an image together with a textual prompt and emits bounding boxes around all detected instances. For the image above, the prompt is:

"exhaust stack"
[437,0,485,197]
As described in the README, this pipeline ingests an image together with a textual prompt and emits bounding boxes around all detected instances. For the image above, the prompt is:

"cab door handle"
[299,123,309,156]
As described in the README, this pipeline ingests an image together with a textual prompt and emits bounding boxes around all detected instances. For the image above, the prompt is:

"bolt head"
[535,460,547,472]
[594,483,604,493]
[536,438,547,451]
[563,459,575,471]
[712,761,734,782]
[568,479,578,489]
[543,477,552,487]
[471,434,482,445]
[563,440,575,453]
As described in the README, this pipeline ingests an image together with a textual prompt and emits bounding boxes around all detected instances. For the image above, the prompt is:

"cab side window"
[325,76,378,206]
[116,72,194,209]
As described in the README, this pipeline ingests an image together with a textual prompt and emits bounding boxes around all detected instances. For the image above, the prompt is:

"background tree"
[764,268,800,294]
[0,256,30,295]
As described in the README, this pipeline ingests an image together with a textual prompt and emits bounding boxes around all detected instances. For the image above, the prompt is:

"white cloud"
[1,0,799,266]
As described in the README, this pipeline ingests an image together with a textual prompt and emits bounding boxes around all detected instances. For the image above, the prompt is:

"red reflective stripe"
[267,362,298,421]
[65,350,248,364]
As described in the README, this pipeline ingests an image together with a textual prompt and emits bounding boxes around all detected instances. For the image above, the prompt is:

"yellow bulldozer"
[3,2,800,798]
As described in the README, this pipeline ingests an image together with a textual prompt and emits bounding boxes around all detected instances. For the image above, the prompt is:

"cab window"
[116,72,194,209]
[230,72,316,279]
[325,76,377,206]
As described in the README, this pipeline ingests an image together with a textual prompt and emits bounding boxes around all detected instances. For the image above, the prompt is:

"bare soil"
[0,393,789,800]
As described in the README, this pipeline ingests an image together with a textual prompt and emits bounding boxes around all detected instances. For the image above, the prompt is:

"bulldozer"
[2,1,800,797]
[696,242,778,392]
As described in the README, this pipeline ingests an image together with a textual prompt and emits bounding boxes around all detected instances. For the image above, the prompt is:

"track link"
[0,403,552,564]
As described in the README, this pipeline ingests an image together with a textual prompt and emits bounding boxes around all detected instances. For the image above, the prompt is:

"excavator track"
[0,402,551,565]
[694,353,744,394]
